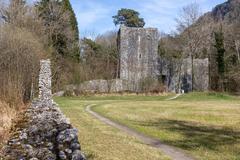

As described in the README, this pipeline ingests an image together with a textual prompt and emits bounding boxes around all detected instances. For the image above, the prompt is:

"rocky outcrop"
[211,0,240,22]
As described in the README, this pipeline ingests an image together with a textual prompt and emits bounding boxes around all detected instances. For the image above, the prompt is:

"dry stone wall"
[39,60,52,107]
[3,60,85,160]
[65,79,125,94]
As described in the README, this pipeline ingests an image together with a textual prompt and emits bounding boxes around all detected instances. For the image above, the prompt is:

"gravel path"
[86,103,195,160]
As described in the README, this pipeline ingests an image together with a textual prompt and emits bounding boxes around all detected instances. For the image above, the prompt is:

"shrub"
[0,25,44,105]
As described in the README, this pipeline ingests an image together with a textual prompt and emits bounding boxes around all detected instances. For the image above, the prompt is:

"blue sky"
[72,0,226,38]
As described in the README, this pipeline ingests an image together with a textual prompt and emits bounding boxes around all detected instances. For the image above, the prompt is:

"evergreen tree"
[113,8,145,27]
[36,0,80,60]
[214,27,226,90]
[62,0,80,60]
[62,0,79,41]
[214,29,225,77]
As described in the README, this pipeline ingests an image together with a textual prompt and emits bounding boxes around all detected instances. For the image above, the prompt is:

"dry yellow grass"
[0,101,17,153]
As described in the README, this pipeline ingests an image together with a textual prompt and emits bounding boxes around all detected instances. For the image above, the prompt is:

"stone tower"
[119,25,159,91]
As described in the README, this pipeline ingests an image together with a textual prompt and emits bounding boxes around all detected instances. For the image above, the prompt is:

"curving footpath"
[166,94,182,101]
[86,102,195,160]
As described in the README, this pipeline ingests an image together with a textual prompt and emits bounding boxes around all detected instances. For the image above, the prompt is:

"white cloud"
[132,0,221,32]
[74,0,226,36]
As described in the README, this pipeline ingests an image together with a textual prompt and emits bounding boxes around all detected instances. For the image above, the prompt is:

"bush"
[140,77,165,94]
[0,25,45,105]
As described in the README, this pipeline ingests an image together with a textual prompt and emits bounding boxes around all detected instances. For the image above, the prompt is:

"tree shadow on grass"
[131,119,240,152]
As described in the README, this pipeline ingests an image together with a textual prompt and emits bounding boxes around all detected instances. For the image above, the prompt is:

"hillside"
[211,0,240,22]
[159,0,240,92]
[198,0,240,24]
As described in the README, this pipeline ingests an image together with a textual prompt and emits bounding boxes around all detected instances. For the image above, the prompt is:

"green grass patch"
[55,93,240,160]
[91,93,240,160]
[56,93,174,101]
[175,92,239,101]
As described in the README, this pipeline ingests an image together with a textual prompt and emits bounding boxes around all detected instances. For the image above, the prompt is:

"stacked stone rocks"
[39,60,52,107]
[3,60,85,160]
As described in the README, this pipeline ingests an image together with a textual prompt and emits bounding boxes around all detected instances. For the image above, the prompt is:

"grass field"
[55,92,240,160]
[55,96,171,160]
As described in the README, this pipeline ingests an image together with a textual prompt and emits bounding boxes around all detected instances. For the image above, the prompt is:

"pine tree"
[62,0,80,60]
[214,29,225,77]
[62,0,79,41]
[36,0,80,60]
[113,9,145,27]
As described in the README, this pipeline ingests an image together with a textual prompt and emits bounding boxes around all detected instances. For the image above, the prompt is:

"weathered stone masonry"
[119,25,159,92]
[3,60,85,160]
[119,26,209,93]
[160,58,209,93]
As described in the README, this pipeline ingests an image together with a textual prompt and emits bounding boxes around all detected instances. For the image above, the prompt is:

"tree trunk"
[235,40,240,62]
[191,54,194,92]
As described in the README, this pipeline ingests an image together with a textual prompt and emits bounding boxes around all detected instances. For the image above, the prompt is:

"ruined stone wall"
[70,25,209,94]
[193,58,209,91]
[160,58,209,93]
[73,57,209,94]
[119,25,159,91]
[3,60,85,160]
[65,79,126,94]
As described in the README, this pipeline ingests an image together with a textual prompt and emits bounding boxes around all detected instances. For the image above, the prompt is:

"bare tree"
[176,2,202,33]
[176,3,205,91]
[0,0,47,105]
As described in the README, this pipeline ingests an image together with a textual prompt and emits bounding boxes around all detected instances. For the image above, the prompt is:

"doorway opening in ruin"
[158,75,166,85]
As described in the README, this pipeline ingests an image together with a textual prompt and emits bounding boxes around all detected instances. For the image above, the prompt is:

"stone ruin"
[3,60,85,160]
[66,25,209,94]
[65,79,124,94]
[119,25,209,93]
[119,25,159,92]
[160,58,209,93]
